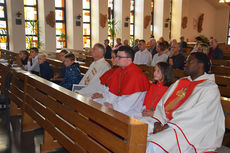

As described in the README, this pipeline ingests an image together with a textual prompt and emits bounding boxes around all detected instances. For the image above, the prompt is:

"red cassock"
[100,63,150,96]
[143,82,169,110]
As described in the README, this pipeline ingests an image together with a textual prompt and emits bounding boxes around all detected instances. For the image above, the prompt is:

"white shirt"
[94,86,147,118]
[134,49,152,65]
[25,55,40,73]
[151,53,168,66]
[146,73,225,153]
[78,58,111,97]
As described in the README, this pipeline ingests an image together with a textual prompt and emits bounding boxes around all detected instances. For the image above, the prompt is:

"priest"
[93,46,150,117]
[146,52,225,153]
[77,43,111,97]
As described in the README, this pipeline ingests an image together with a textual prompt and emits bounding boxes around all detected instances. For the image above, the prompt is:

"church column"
[38,0,56,53]
[135,0,151,41]
[66,0,83,50]
[171,0,183,41]
[91,0,108,46]
[6,0,26,51]
[114,0,130,42]
[154,0,171,41]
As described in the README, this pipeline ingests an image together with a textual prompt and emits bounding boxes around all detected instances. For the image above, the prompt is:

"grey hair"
[94,43,105,56]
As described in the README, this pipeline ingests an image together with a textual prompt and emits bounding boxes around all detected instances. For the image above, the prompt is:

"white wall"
[181,0,229,43]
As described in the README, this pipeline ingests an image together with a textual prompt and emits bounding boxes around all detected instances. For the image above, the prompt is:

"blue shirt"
[59,62,82,90]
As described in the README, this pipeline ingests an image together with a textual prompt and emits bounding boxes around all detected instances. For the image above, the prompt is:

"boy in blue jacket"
[38,53,54,80]
[60,53,82,90]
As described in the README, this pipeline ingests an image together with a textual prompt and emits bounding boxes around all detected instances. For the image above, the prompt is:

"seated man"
[148,38,157,57]
[25,47,40,75]
[93,46,150,117]
[146,52,225,153]
[132,39,139,54]
[104,39,112,59]
[134,40,152,65]
[208,39,223,60]
[168,43,185,69]
[77,43,111,97]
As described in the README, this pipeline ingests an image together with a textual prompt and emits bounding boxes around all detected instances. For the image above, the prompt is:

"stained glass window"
[108,0,114,47]
[55,0,66,50]
[150,0,154,37]
[83,0,91,48]
[130,0,135,45]
[24,0,39,49]
[0,0,8,49]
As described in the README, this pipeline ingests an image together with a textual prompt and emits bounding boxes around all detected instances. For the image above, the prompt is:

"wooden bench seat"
[22,73,148,153]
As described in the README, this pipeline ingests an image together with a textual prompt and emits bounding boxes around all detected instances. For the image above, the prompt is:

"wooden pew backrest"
[24,74,148,153]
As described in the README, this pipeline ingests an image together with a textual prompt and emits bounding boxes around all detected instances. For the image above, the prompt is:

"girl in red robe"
[142,62,173,117]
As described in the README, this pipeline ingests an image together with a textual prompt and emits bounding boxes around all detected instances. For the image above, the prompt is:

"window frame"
[108,0,114,47]
[0,0,9,50]
[24,0,40,49]
[227,12,230,45]
[55,0,67,50]
[150,0,154,38]
[83,0,92,49]
[130,0,135,45]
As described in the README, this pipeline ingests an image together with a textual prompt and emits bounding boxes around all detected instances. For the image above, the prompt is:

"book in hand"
[72,84,86,92]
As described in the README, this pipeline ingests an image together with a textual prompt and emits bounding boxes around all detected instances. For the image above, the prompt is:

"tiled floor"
[0,109,68,153]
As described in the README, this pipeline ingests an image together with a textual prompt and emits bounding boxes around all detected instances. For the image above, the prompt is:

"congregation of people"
[16,35,225,153]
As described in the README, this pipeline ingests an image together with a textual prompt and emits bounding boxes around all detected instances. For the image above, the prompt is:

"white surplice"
[78,58,111,97]
[94,86,147,118]
[146,73,225,153]
[134,49,152,65]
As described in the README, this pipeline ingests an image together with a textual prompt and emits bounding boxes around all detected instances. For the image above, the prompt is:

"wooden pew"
[211,60,230,67]
[211,66,230,76]
[136,65,154,81]
[221,97,230,145]
[22,74,148,153]
[8,68,27,116]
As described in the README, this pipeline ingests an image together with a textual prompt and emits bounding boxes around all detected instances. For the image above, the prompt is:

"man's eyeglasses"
[116,56,129,59]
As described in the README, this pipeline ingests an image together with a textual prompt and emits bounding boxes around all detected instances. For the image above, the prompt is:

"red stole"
[164,78,207,120]
[105,63,150,96]
[143,82,169,110]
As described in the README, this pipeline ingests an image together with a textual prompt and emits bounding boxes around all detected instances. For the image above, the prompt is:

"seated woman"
[91,50,118,100]
[51,49,69,83]
[151,42,168,66]
[142,62,173,117]
[135,62,173,132]
[18,50,29,70]
[59,53,82,90]
[38,53,54,80]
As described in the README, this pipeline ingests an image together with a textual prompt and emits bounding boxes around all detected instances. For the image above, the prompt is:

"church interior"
[1,0,230,153]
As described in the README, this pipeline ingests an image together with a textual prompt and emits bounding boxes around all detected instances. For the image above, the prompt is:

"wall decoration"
[198,13,204,33]
[193,18,197,30]
[100,13,107,28]
[181,16,188,29]
[46,11,55,28]
[144,15,151,29]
